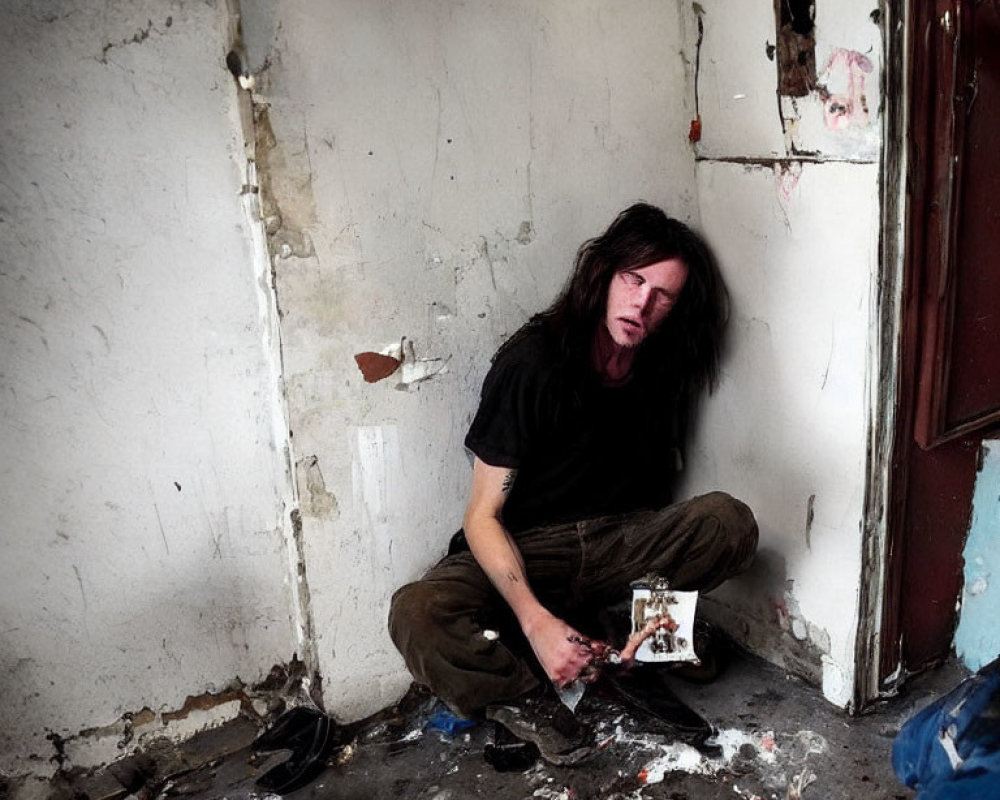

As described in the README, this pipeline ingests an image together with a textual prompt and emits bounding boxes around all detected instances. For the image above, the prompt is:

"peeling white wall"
[244,0,701,720]
[681,1,883,707]
[0,0,892,783]
[0,1,296,778]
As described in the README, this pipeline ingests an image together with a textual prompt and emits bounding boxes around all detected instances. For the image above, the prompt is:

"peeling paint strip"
[161,689,244,724]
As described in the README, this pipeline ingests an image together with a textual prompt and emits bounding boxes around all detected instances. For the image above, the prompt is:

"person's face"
[602,258,688,348]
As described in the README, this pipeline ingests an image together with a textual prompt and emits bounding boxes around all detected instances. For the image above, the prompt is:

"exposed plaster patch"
[430,301,455,322]
[394,338,449,389]
[702,550,828,687]
[289,510,323,707]
[160,689,245,724]
[351,426,404,543]
[355,338,449,389]
[49,661,318,798]
[515,220,535,245]
[253,105,317,261]
[45,660,309,781]
[271,226,315,260]
[773,590,831,653]
[821,655,852,707]
[296,455,340,519]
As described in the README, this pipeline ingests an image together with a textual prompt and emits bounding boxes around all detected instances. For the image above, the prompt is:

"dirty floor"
[69,652,965,800]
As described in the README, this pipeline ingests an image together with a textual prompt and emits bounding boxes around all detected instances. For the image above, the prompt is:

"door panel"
[883,0,1000,686]
[914,0,1000,448]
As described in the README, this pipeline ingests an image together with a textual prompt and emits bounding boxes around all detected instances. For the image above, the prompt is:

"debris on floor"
[55,652,970,800]
[426,708,478,738]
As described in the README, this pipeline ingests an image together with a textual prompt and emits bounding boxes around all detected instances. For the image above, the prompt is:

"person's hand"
[522,610,608,687]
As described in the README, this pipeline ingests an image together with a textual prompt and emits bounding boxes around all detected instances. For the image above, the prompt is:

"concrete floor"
[66,653,966,800]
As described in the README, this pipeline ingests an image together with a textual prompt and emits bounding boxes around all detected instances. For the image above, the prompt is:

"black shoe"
[252,706,329,752]
[604,665,713,745]
[483,720,541,771]
[485,690,596,766]
[252,706,338,794]
[669,619,731,683]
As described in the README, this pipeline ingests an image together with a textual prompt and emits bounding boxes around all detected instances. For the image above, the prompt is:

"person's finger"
[578,665,601,684]
[588,640,609,656]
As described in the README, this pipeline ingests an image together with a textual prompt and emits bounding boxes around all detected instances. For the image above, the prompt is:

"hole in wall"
[774,0,817,96]
[781,0,815,36]
[226,48,246,81]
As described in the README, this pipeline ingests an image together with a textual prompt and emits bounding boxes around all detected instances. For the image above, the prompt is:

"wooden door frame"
[856,0,957,709]
[852,0,909,711]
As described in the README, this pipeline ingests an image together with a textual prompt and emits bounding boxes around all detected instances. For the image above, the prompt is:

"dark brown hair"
[531,202,729,402]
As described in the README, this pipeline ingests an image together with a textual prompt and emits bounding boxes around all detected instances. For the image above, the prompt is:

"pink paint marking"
[820,48,874,131]
[775,161,803,213]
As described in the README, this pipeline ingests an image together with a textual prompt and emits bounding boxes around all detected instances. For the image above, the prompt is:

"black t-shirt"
[464,323,683,533]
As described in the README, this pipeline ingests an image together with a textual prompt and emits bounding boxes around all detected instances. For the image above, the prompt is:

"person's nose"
[635,287,655,315]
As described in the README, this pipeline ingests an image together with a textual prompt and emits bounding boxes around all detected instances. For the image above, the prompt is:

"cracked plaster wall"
[0,0,297,781]
[230,0,889,718]
[239,0,700,721]
[678,1,884,707]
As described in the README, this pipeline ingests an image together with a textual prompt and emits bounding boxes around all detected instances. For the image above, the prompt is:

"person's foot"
[485,690,596,766]
[483,720,540,771]
[603,664,713,745]
[669,619,730,683]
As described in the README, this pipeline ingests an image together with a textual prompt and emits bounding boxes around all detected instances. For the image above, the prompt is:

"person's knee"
[712,492,757,539]
[388,581,436,647]
[693,491,759,558]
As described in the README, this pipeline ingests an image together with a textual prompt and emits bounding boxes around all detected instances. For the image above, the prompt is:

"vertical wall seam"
[227,0,321,703]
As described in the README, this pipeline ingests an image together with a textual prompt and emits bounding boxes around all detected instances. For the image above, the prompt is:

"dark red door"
[883,0,1000,683]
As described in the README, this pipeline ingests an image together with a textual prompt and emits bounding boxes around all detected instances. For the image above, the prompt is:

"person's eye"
[621,271,643,286]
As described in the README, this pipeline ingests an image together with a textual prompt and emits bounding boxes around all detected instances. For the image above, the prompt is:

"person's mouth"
[619,317,643,334]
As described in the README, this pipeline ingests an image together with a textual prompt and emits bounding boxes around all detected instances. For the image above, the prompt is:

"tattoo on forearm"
[505,570,520,584]
[502,469,517,495]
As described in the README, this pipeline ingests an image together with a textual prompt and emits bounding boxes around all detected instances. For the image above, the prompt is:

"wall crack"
[98,16,173,64]
[227,0,321,707]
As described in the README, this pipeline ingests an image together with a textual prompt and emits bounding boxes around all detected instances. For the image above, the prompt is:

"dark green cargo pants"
[388,491,758,716]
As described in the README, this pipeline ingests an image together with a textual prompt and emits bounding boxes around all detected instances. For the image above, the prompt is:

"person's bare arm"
[463,457,596,687]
